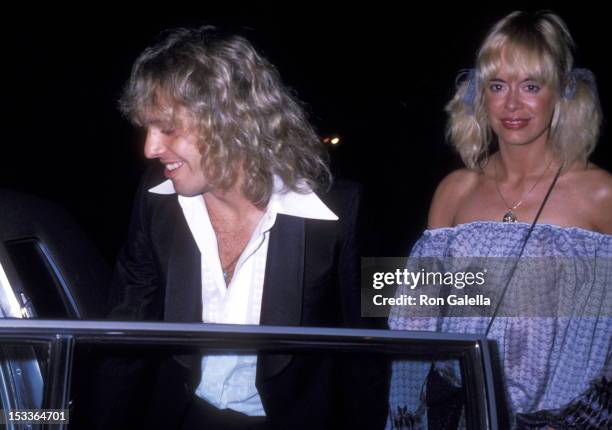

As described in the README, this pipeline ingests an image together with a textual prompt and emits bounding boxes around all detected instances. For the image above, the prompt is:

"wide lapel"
[165,209,202,323]
[257,214,305,380]
[260,214,305,326]
[166,206,202,372]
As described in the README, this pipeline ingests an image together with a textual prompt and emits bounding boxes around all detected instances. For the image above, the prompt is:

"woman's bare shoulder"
[428,168,480,229]
[567,163,612,234]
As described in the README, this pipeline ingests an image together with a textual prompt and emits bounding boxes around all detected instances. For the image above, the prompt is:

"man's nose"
[144,129,164,159]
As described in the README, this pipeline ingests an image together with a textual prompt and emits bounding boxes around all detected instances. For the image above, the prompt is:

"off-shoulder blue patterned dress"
[388,221,612,427]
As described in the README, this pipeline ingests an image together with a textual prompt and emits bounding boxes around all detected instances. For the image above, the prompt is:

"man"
[103,26,386,429]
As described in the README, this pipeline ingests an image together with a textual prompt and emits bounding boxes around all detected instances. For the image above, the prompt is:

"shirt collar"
[148,180,176,195]
[148,177,338,221]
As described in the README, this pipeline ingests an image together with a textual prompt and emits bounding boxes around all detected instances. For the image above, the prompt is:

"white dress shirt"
[149,177,337,415]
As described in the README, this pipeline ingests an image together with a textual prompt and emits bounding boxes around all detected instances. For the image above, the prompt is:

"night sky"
[2,5,611,263]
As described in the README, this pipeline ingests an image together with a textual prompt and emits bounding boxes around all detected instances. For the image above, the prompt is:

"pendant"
[502,210,518,223]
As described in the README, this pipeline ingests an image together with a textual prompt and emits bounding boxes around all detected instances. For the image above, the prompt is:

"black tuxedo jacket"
[111,166,364,329]
[105,167,387,429]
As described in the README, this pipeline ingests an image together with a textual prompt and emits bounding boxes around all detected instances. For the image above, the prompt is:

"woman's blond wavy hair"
[120,26,331,206]
[446,11,602,170]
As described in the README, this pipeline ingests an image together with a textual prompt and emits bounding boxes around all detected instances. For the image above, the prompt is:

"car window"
[0,261,52,429]
[0,344,46,429]
[0,322,496,430]
[0,261,22,318]
[72,348,476,429]
[3,239,78,319]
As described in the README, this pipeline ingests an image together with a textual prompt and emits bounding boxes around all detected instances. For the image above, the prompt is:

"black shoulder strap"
[485,165,563,335]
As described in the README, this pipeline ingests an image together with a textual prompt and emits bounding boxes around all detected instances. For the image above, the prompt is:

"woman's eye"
[524,83,541,93]
[161,128,175,136]
[488,83,504,92]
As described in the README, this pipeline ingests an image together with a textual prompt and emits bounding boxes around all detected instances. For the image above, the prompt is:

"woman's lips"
[501,118,530,129]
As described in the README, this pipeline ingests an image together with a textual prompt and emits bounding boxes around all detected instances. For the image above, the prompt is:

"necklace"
[494,156,553,223]
[222,253,241,284]
[209,214,255,285]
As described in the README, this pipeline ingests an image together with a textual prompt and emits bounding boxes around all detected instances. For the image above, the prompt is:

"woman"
[389,11,612,429]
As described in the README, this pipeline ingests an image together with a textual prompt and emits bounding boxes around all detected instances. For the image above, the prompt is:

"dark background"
[2,5,610,263]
